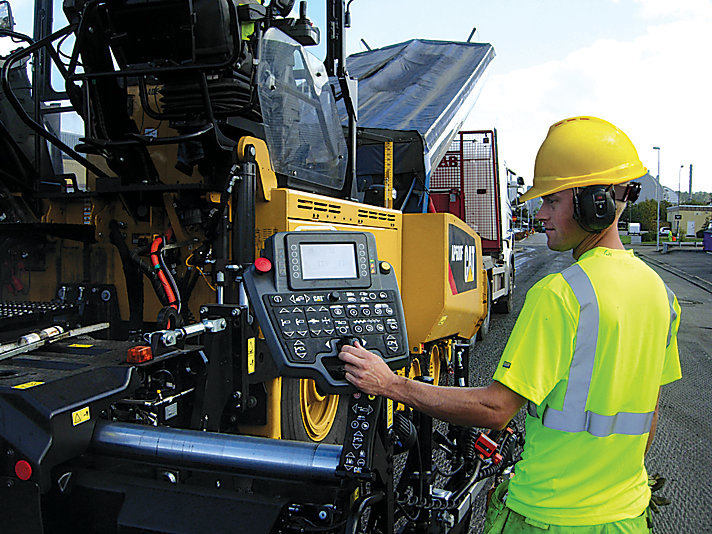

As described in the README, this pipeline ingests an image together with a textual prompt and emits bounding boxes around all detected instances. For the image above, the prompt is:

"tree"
[621,200,672,233]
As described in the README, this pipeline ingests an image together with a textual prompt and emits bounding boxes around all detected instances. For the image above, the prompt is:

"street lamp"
[653,147,660,251]
[677,164,684,237]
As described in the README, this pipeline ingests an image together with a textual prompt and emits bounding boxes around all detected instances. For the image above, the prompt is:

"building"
[666,204,712,237]
[636,173,678,204]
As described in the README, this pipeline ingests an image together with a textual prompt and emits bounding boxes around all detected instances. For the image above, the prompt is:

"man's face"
[535,189,590,252]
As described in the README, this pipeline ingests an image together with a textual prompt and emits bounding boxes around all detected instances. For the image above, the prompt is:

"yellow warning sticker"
[72,407,91,426]
[387,399,393,429]
[13,381,44,390]
[69,344,93,348]
[248,338,256,374]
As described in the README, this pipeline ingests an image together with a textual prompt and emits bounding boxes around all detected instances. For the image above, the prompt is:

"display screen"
[300,243,358,280]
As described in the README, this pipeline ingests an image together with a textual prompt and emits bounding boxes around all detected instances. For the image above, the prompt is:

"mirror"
[0,0,14,31]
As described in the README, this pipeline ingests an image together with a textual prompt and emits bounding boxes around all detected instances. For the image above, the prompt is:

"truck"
[0,0,521,532]
[430,130,516,338]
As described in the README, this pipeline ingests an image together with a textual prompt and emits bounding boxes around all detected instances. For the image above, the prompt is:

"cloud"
[468,11,712,192]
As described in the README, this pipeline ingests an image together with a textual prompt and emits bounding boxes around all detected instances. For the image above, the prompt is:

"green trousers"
[484,480,653,533]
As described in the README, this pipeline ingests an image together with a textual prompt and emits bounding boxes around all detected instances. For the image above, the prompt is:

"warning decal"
[72,407,91,426]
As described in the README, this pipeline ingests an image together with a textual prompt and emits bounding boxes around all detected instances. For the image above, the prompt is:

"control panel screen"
[300,243,358,280]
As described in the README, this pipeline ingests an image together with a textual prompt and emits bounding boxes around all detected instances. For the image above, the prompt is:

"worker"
[339,116,682,533]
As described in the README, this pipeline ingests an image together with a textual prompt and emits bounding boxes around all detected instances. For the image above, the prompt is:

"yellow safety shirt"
[493,247,681,526]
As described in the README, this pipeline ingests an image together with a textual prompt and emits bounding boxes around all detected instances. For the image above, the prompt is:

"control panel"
[243,232,409,392]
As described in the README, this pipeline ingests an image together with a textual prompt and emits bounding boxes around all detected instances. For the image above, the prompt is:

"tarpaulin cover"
[345,39,495,174]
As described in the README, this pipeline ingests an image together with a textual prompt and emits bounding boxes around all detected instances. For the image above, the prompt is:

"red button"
[15,460,32,481]
[255,257,272,274]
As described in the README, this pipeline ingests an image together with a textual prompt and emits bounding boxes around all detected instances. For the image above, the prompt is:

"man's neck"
[572,225,625,260]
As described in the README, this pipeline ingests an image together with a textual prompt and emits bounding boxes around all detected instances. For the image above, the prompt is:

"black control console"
[243,232,409,392]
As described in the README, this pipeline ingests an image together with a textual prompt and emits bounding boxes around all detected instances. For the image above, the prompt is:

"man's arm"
[338,342,526,429]
[646,389,662,454]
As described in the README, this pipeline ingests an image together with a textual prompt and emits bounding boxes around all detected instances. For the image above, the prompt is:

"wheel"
[477,281,492,340]
[281,378,347,443]
[493,259,515,314]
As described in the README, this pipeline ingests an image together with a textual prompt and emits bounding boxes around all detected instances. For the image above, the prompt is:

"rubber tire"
[476,281,492,341]
[280,377,348,444]
[493,258,515,314]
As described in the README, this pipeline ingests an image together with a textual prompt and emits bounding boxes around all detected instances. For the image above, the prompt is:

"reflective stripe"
[532,263,654,437]
[665,285,677,348]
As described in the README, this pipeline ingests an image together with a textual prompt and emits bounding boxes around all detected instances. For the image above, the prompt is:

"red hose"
[150,236,177,310]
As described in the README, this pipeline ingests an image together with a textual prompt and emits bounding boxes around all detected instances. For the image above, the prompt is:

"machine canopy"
[344,39,495,211]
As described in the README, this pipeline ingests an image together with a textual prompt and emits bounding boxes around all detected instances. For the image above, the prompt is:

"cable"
[150,236,179,311]
[185,251,216,292]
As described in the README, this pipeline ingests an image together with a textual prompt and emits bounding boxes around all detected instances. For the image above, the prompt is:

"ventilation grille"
[357,209,397,222]
[297,199,342,214]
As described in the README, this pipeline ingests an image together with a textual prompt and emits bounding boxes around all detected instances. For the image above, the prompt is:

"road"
[467,233,712,533]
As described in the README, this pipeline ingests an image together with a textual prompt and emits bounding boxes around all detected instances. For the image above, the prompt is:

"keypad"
[265,290,405,364]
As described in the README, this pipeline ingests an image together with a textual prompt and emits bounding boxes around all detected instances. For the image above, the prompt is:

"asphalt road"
[466,233,712,533]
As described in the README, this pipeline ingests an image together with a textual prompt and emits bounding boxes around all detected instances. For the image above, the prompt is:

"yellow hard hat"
[519,116,647,202]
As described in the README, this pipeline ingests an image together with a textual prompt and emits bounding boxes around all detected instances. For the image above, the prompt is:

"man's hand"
[338,341,400,397]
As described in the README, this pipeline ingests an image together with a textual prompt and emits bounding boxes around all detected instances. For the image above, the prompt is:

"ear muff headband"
[572,185,616,233]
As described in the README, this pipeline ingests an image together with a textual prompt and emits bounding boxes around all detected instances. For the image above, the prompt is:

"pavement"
[628,242,712,292]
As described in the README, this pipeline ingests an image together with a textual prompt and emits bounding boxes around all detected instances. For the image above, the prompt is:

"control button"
[353,324,364,334]
[254,257,272,274]
[335,320,351,335]
[346,306,359,317]
[328,291,341,302]
[360,305,371,316]
[379,261,392,274]
[378,291,388,300]
[330,305,345,317]
[375,323,385,332]
[384,334,400,354]
[365,324,374,333]
[290,339,309,360]
[385,318,399,332]
[272,295,284,304]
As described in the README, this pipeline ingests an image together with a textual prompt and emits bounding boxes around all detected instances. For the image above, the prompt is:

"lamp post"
[653,147,661,251]
[677,164,684,237]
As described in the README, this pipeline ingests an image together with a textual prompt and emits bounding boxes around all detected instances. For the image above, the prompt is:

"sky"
[322,0,712,194]
[3,0,711,194]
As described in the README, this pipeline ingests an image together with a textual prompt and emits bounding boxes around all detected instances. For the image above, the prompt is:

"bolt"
[216,480,221,488]
[200,306,208,316]
[100,289,112,302]
[231,308,240,317]
[318,510,328,521]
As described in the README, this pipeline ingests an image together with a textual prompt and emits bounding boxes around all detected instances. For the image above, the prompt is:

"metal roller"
[92,422,342,482]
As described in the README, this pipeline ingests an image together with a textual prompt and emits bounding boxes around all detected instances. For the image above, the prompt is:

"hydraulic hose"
[150,236,180,312]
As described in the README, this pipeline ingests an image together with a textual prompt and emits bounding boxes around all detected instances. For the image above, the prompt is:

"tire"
[477,281,492,341]
[280,377,347,444]
[493,258,515,314]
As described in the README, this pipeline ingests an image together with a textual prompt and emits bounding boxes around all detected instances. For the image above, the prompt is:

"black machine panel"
[244,232,409,392]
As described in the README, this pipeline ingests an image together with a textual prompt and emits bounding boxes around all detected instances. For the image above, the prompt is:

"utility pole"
[653,147,661,252]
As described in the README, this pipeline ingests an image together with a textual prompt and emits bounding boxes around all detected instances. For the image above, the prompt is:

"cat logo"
[464,245,476,283]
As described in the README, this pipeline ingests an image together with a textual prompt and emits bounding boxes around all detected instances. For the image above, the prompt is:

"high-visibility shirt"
[493,247,681,526]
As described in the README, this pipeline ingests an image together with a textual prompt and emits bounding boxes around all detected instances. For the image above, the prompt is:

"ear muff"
[572,185,616,232]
